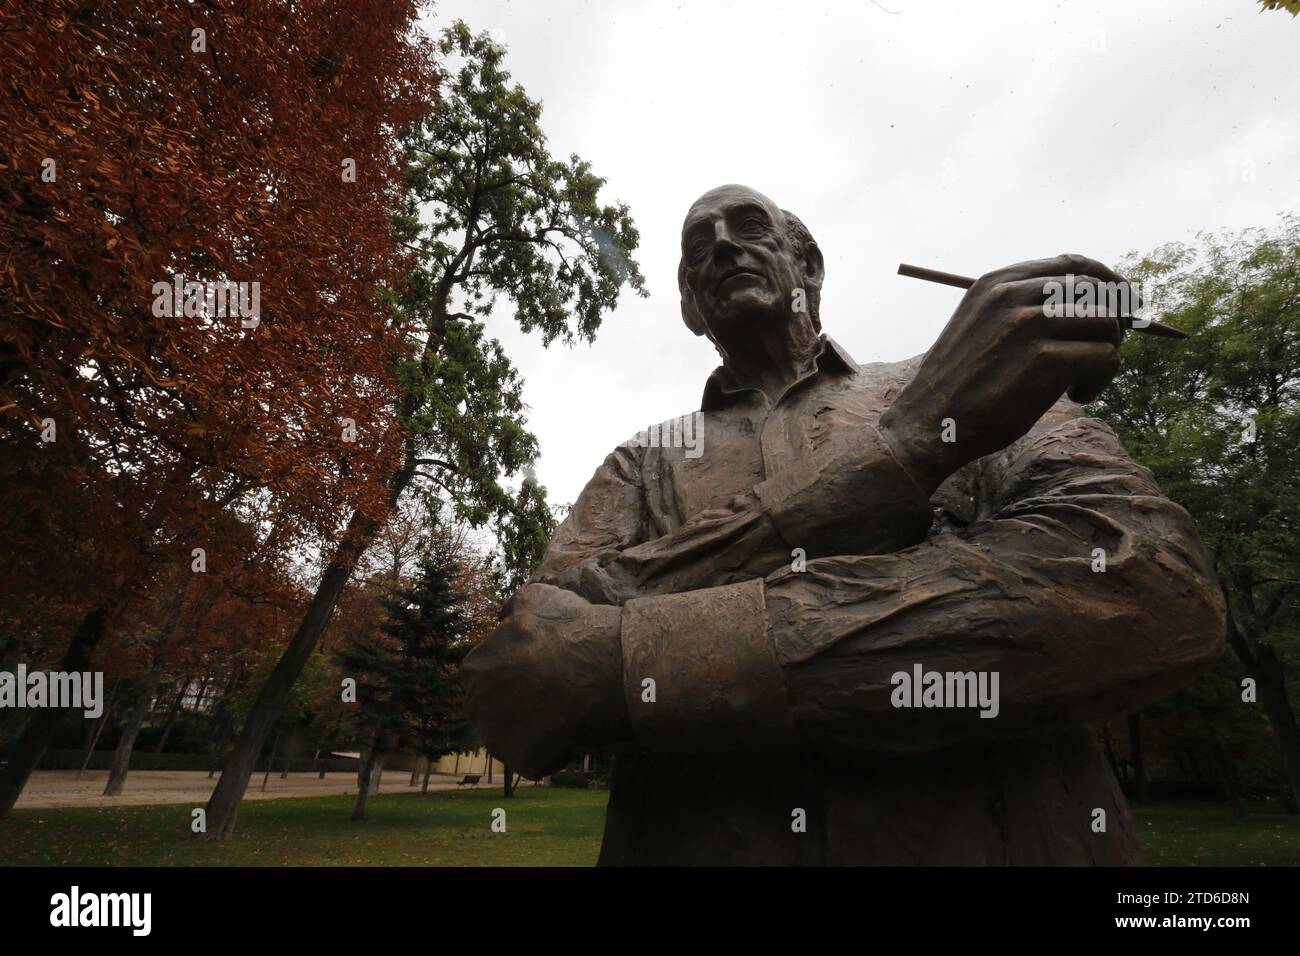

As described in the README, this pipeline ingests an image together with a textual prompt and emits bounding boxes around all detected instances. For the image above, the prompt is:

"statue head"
[677,184,824,351]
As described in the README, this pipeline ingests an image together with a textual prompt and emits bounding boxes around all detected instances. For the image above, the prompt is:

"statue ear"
[678,259,706,336]
[802,240,825,294]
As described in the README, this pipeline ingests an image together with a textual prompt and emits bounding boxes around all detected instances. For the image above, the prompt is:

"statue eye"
[737,216,767,237]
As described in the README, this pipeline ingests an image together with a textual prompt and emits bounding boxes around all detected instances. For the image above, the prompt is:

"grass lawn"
[2,790,1297,866]
[0,786,608,866]
[1133,800,1300,867]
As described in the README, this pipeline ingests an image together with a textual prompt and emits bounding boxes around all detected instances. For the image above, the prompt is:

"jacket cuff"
[620,578,798,753]
[753,423,933,556]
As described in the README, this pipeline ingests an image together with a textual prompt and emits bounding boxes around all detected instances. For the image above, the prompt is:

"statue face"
[680,185,808,341]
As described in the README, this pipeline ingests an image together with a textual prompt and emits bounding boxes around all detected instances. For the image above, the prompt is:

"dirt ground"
[11,769,491,809]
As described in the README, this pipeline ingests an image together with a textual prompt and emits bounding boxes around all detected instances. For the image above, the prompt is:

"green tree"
[1259,1,1300,17]
[204,19,644,838]
[1090,215,1300,810]
[338,537,475,820]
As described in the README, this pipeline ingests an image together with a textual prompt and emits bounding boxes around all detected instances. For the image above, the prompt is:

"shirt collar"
[700,334,859,412]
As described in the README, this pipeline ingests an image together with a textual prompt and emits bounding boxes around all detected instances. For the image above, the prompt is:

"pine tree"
[338,533,475,820]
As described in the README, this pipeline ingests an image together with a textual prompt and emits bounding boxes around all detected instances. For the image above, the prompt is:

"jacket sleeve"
[618,402,1227,759]
[534,423,934,605]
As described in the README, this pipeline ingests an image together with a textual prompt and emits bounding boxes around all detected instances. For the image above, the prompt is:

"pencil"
[897,263,1188,339]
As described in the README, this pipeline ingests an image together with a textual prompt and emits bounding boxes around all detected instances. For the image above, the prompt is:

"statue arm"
[461,425,935,777]
[464,407,1224,774]
[618,406,1227,760]
[535,423,935,606]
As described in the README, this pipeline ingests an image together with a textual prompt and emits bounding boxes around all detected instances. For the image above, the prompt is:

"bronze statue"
[463,184,1226,865]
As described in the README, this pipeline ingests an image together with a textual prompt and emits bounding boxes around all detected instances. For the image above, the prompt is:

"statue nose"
[709,224,744,259]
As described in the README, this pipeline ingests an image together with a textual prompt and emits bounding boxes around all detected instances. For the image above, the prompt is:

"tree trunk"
[105,582,198,793]
[421,759,433,794]
[0,715,30,764]
[372,754,386,794]
[76,677,120,778]
[503,761,515,798]
[152,674,190,754]
[260,730,281,793]
[79,697,98,755]
[191,674,213,715]
[1210,735,1244,818]
[352,732,385,821]
[1227,615,1300,813]
[207,717,235,779]
[1127,713,1149,802]
[205,671,243,778]
[356,732,374,794]
[104,659,165,796]
[0,605,112,817]
[409,758,420,787]
[201,506,385,840]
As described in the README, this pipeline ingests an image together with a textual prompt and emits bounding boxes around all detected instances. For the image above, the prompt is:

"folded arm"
[626,407,1226,760]
[536,422,934,605]
[464,406,1225,776]
[463,421,933,775]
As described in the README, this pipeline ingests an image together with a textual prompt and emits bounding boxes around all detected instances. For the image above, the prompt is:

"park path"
[11,769,497,809]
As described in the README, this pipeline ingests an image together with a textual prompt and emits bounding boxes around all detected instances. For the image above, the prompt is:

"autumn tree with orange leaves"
[0,0,439,816]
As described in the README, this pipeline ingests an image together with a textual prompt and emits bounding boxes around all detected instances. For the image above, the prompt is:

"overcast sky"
[425,0,1300,511]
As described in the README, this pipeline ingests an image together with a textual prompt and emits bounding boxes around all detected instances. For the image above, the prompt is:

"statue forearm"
[470,401,1224,772]
[614,415,1227,761]
[768,495,1226,757]
[540,422,934,605]
[610,493,1224,762]
[462,583,633,779]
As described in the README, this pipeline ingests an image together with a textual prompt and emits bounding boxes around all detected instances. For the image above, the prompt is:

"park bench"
[457,774,481,788]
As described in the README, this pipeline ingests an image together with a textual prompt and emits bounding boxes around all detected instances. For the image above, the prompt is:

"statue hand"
[880,253,1126,492]
[463,583,629,777]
